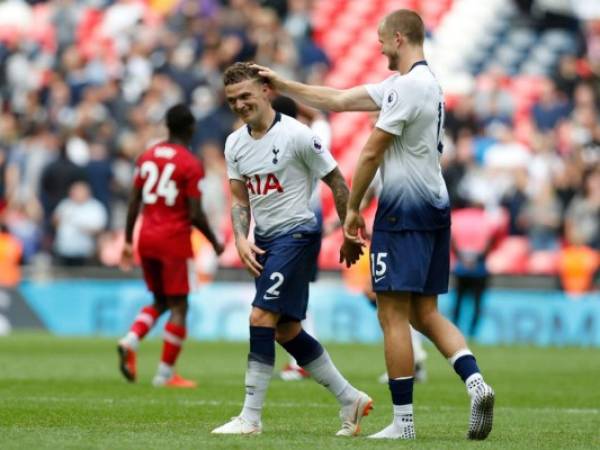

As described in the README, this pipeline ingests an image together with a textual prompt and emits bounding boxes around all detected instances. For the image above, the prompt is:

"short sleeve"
[374,80,419,136]
[364,74,397,108]
[224,136,243,181]
[296,128,337,179]
[186,159,204,198]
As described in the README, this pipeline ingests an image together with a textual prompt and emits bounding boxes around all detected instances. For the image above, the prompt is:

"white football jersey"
[225,112,337,238]
[365,61,450,231]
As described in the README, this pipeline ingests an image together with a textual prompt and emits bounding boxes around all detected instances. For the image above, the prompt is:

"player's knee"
[152,295,168,313]
[275,322,301,344]
[412,309,437,334]
[167,296,188,316]
[249,308,278,327]
[377,308,407,331]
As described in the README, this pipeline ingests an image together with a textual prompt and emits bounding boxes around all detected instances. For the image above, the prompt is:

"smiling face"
[378,23,400,71]
[224,78,271,125]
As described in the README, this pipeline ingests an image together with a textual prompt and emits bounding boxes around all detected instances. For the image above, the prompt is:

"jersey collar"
[246,111,282,136]
[408,60,428,72]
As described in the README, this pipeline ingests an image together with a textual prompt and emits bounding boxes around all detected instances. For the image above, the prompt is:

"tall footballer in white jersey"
[212,62,372,437]
[255,9,495,442]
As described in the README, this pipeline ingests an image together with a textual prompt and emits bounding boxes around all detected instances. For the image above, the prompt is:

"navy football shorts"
[253,231,321,322]
[370,227,450,295]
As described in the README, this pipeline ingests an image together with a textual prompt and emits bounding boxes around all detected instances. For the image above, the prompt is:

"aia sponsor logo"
[245,173,283,195]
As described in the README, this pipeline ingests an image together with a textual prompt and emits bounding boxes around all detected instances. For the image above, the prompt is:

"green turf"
[1,333,599,449]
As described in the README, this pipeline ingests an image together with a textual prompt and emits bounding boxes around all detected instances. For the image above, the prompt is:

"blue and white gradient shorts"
[370,227,450,295]
[253,231,321,321]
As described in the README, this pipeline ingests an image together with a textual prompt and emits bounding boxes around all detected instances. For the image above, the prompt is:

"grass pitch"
[1,333,599,449]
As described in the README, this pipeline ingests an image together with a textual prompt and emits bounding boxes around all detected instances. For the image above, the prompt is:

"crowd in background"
[0,0,598,289]
[0,0,328,268]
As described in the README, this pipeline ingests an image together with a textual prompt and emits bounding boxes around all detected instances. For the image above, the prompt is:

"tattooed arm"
[322,167,364,267]
[322,167,350,225]
[230,179,264,277]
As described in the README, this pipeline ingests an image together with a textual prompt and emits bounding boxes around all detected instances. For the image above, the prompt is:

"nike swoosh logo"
[374,276,385,283]
[263,295,279,300]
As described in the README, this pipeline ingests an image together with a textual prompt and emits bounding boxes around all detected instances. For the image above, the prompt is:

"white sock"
[119,332,140,351]
[240,360,273,425]
[303,351,359,406]
[155,362,173,381]
[393,404,414,427]
[288,357,300,368]
[466,373,485,396]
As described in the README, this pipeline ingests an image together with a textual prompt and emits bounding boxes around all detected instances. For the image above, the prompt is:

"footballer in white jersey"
[224,112,335,239]
[254,8,495,442]
[212,62,371,438]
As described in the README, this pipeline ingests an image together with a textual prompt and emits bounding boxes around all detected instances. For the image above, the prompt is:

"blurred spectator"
[193,141,228,282]
[520,182,562,251]
[444,94,479,141]
[500,168,529,236]
[52,181,107,266]
[39,141,87,237]
[474,68,515,129]
[451,198,498,338]
[3,200,41,263]
[558,244,600,294]
[565,167,600,250]
[0,224,22,287]
[85,143,113,222]
[531,78,571,131]
[553,54,582,98]
[0,0,597,279]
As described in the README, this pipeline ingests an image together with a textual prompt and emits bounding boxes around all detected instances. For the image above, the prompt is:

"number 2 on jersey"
[140,161,179,206]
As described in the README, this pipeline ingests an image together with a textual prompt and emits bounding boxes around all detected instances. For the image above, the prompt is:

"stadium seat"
[528,250,560,275]
[487,236,530,274]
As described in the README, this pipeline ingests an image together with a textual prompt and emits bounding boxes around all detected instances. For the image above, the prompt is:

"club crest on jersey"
[312,136,323,154]
[272,146,280,164]
[384,90,399,110]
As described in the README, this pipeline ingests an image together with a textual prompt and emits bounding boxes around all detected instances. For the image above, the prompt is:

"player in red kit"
[117,104,224,388]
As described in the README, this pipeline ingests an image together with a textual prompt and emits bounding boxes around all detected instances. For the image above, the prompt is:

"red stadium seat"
[487,236,530,274]
[528,250,560,275]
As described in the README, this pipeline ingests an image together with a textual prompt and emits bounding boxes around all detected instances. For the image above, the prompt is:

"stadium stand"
[0,0,598,286]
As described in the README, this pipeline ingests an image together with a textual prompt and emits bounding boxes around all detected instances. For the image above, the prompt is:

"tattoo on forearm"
[326,172,349,224]
[232,204,251,239]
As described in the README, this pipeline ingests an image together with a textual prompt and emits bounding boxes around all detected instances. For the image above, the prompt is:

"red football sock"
[161,322,186,366]
[130,305,160,339]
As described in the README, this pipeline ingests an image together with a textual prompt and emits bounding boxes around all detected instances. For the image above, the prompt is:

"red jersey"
[134,142,204,259]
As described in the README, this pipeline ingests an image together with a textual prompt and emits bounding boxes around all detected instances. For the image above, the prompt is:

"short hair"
[165,103,195,136]
[271,96,298,118]
[223,62,266,86]
[382,9,425,45]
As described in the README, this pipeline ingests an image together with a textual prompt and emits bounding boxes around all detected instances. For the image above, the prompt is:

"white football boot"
[336,391,373,436]
[467,378,495,440]
[211,416,262,435]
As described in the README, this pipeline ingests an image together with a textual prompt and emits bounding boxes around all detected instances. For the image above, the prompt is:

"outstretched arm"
[188,197,224,256]
[254,64,379,112]
[322,167,364,267]
[121,186,143,270]
[230,179,265,277]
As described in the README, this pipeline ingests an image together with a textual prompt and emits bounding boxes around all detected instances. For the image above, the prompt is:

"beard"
[387,53,398,70]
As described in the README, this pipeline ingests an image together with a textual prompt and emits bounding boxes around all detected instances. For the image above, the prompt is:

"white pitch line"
[6,396,600,415]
